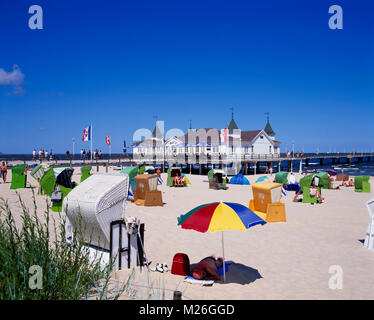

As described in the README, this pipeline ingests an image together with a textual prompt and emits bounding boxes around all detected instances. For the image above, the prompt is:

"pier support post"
[199,164,202,175]
[278,161,281,172]
[245,162,248,175]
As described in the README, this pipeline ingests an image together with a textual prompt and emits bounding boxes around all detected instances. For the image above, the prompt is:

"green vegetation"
[0,192,122,300]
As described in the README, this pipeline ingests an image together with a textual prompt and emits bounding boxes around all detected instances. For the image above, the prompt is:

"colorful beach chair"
[299,175,321,204]
[354,176,371,193]
[249,181,286,223]
[207,169,228,190]
[30,165,45,182]
[167,168,187,187]
[316,172,331,189]
[39,166,75,212]
[10,164,27,189]
[275,171,289,185]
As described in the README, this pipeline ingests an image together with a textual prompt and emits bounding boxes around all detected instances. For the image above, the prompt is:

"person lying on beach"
[190,255,223,281]
[342,179,354,187]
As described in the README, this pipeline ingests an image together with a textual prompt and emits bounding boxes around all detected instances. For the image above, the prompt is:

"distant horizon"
[1,1,373,153]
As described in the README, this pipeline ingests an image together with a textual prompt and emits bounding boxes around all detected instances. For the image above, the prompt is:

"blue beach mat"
[184,261,233,285]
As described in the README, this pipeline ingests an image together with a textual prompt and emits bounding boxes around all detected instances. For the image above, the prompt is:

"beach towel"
[183,261,233,285]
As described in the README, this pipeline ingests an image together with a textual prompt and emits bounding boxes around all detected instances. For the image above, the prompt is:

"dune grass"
[0,192,121,300]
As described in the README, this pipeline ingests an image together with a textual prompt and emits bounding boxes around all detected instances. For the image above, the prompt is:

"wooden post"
[173,291,182,300]
[96,159,99,172]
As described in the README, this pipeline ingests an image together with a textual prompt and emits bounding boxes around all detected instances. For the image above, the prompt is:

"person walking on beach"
[32,149,36,160]
[83,149,86,161]
[0,162,7,184]
[80,149,83,160]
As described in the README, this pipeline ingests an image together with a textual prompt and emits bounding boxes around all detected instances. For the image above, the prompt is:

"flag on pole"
[158,176,163,185]
[123,140,127,153]
[281,186,287,197]
[106,135,111,146]
[128,184,134,201]
[82,125,91,142]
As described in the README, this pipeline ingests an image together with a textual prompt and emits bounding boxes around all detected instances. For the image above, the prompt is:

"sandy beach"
[1,167,374,300]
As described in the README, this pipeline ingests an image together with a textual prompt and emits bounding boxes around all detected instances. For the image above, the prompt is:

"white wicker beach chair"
[364,198,374,251]
[63,173,129,250]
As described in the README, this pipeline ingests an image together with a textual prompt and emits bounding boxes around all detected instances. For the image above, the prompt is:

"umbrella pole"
[222,231,226,283]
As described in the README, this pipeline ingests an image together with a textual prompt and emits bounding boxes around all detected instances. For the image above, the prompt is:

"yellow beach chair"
[249,181,286,223]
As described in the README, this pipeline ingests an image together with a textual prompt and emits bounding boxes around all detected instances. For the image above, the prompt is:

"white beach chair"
[63,173,129,250]
[364,198,374,251]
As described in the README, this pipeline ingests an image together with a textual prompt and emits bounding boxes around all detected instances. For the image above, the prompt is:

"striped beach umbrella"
[177,202,266,281]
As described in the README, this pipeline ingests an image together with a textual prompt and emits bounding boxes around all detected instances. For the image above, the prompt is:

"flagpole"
[222,231,226,283]
[90,124,93,163]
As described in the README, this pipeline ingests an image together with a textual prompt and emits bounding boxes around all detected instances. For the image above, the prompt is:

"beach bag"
[51,185,62,202]
[171,253,190,276]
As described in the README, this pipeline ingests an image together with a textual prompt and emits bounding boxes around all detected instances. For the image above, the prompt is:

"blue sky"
[0,0,373,154]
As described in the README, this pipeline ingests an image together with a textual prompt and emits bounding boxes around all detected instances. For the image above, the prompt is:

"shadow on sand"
[222,262,263,285]
[189,261,263,285]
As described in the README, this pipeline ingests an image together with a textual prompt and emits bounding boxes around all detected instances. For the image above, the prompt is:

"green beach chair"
[40,167,75,212]
[354,176,371,193]
[30,165,45,182]
[80,166,92,182]
[120,166,139,190]
[10,164,27,189]
[40,167,58,196]
[316,172,330,189]
[300,175,321,204]
[167,168,185,187]
[275,171,289,185]
[208,169,228,190]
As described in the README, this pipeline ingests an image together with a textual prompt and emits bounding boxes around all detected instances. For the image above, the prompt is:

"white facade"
[132,127,280,162]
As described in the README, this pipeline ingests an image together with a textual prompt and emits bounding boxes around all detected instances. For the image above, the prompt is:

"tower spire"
[230,107,234,120]
[265,112,270,123]
[264,112,275,137]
